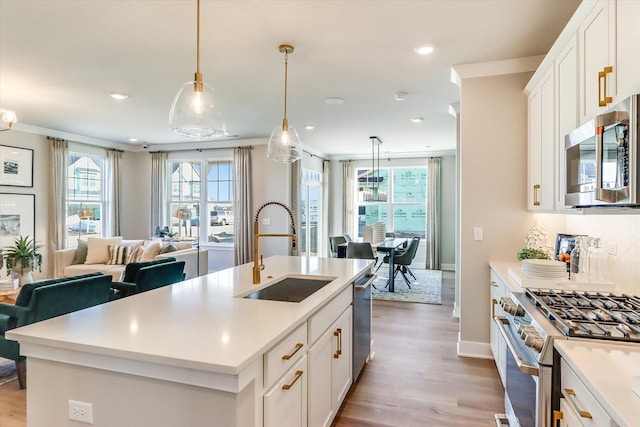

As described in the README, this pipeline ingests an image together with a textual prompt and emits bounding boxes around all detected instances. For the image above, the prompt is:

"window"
[66,154,105,247]
[356,166,427,239]
[300,169,322,256]
[168,160,234,245]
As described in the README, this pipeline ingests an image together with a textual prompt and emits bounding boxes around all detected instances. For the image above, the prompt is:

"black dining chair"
[329,236,347,257]
[343,234,353,243]
[386,237,420,288]
[345,242,375,260]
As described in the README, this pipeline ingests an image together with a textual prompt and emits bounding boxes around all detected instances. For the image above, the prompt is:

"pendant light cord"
[283,49,289,125]
[194,0,202,85]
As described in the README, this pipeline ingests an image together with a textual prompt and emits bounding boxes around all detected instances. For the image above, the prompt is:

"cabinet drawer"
[308,286,352,344]
[560,359,613,426]
[264,355,308,427]
[264,322,307,388]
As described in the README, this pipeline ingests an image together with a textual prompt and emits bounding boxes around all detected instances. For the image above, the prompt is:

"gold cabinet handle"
[492,299,498,318]
[553,410,563,426]
[598,66,613,107]
[565,388,593,419]
[281,343,303,360]
[282,370,303,390]
[533,184,541,206]
[333,328,342,358]
[490,281,498,288]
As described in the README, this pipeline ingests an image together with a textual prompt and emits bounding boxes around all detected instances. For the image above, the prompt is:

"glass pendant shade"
[169,80,225,140]
[268,122,302,163]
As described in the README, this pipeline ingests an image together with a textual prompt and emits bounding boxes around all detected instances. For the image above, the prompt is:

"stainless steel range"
[495,287,640,427]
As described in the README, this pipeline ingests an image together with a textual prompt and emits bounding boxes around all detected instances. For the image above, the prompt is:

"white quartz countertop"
[555,340,640,427]
[489,261,525,293]
[7,256,372,377]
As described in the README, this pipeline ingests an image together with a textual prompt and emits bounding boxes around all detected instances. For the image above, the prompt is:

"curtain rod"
[149,145,254,154]
[340,155,442,162]
[303,150,328,162]
[47,136,123,153]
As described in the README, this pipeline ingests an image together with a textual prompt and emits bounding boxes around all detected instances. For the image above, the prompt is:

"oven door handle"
[494,316,540,377]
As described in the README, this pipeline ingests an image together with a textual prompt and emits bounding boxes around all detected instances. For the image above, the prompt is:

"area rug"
[372,268,442,304]
[0,357,16,386]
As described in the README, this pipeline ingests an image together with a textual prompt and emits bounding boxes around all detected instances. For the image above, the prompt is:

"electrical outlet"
[69,400,94,424]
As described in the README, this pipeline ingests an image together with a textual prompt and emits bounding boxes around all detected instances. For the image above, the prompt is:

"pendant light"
[267,44,302,163]
[169,0,224,140]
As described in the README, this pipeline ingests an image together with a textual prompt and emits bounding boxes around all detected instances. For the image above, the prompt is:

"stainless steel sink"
[243,276,335,303]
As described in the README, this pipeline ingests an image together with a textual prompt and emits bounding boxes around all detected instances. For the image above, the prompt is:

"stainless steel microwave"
[565,95,639,207]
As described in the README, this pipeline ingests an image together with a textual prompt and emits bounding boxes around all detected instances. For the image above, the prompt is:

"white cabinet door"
[579,0,617,123]
[528,67,555,211]
[308,330,333,427]
[555,32,579,211]
[616,0,640,100]
[331,306,352,409]
[264,355,308,427]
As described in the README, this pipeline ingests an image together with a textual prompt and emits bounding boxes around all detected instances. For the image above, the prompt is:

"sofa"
[54,237,208,281]
[0,272,113,388]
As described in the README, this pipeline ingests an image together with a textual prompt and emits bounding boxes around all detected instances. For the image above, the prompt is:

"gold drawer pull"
[533,184,541,206]
[333,328,342,358]
[565,388,593,419]
[492,299,498,318]
[490,281,498,288]
[598,66,613,107]
[553,410,563,426]
[281,343,303,360]
[282,370,303,390]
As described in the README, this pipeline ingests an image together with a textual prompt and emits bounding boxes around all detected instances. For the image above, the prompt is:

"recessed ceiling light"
[305,125,316,130]
[413,45,434,55]
[395,92,407,101]
[110,92,129,100]
[128,138,138,142]
[410,117,424,123]
[324,97,344,105]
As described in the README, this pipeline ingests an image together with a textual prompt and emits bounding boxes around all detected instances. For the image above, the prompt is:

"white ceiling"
[0,0,580,158]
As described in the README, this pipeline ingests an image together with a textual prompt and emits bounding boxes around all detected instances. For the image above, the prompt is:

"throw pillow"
[85,237,123,264]
[107,245,131,265]
[127,245,144,264]
[159,244,178,254]
[140,242,162,261]
[175,242,192,250]
[72,239,89,265]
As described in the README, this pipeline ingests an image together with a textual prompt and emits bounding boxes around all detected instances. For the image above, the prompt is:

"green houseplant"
[3,235,43,285]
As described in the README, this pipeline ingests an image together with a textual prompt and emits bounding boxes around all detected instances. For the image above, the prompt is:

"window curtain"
[151,151,168,237]
[290,160,301,256]
[48,137,68,277]
[104,149,122,236]
[425,157,441,270]
[322,160,331,257]
[342,161,356,238]
[233,147,252,265]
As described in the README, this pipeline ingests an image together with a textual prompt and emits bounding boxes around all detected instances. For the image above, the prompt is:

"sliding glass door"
[300,169,322,256]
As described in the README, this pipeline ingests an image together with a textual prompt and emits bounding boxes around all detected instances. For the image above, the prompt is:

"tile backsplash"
[537,213,640,295]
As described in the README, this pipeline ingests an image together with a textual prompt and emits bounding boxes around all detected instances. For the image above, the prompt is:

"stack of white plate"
[372,222,385,244]
[521,259,568,279]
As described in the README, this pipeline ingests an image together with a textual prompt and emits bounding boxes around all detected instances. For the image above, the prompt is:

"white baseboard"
[452,301,460,318]
[457,334,493,359]
[441,263,455,271]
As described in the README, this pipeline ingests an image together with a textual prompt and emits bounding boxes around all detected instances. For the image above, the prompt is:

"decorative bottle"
[588,238,606,283]
[570,237,584,282]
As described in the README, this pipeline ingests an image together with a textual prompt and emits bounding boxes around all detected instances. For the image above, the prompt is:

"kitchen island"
[7,255,373,427]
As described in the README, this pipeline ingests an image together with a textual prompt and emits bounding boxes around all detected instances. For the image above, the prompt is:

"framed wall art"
[0,193,35,248]
[0,145,34,187]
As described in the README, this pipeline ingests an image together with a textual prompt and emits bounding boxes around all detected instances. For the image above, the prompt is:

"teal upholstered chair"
[111,260,186,298]
[0,273,113,388]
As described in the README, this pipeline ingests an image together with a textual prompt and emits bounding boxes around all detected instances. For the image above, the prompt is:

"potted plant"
[3,235,43,286]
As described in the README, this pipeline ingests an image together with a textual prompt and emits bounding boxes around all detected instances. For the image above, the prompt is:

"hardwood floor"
[0,272,504,426]
[334,272,505,426]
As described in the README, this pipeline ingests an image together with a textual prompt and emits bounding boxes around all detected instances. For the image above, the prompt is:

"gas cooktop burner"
[525,288,640,342]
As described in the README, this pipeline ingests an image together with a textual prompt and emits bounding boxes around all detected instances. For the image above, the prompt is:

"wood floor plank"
[0,272,504,426]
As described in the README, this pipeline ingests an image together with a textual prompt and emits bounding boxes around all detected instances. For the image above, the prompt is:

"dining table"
[375,238,408,292]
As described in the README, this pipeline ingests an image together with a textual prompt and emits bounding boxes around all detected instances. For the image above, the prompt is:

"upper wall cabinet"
[554,33,579,211]
[616,0,640,99]
[578,0,617,124]
[528,67,555,211]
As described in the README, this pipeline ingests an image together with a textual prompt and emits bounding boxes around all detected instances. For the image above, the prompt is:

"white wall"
[458,72,536,357]
[0,131,50,279]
